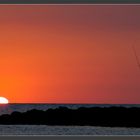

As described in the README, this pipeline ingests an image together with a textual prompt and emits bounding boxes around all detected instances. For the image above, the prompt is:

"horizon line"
[6,103,140,105]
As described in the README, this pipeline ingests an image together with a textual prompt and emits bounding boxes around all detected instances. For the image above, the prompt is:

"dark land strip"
[0,107,140,128]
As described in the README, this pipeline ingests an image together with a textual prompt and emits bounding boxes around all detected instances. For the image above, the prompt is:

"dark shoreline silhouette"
[0,106,140,128]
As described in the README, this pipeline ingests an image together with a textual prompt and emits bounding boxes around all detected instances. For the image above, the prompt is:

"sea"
[0,104,140,135]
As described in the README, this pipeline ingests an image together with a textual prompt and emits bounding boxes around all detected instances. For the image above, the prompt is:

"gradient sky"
[0,5,140,103]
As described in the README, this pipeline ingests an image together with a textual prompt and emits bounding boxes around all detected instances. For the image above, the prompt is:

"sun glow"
[0,97,9,104]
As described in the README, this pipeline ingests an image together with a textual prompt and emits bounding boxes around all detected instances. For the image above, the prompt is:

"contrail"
[132,45,140,71]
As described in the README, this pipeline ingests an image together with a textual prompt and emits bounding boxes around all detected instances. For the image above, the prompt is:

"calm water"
[0,125,140,135]
[0,103,140,115]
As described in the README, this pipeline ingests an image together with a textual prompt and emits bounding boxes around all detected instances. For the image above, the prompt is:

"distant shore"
[0,106,140,128]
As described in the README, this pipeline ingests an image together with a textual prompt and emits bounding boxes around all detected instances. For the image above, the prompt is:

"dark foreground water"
[0,125,140,135]
[0,103,140,115]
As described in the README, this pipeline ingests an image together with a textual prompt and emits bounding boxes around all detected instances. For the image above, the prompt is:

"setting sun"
[0,97,9,104]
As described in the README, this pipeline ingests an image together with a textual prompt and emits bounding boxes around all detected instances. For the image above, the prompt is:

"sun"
[0,97,9,104]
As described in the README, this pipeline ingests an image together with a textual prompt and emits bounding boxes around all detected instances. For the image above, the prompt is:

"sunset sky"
[0,5,140,104]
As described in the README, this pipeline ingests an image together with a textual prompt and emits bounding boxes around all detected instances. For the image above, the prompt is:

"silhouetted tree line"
[0,106,140,127]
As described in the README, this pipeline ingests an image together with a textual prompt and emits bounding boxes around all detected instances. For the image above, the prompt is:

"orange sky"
[0,5,140,104]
